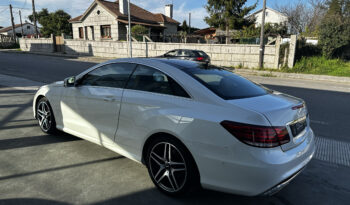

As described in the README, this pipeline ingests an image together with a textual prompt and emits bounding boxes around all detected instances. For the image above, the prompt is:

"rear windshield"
[183,65,269,100]
[196,51,208,57]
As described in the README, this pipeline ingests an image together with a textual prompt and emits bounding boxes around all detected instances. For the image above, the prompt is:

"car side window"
[126,65,190,98]
[177,50,187,57]
[79,63,136,88]
[165,50,177,57]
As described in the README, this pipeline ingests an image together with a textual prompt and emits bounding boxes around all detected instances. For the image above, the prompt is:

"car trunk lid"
[227,92,309,151]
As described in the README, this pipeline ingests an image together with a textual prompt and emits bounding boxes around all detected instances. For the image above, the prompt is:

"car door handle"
[103,96,116,102]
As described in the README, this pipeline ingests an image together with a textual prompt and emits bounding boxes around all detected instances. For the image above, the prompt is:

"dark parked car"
[160,49,211,64]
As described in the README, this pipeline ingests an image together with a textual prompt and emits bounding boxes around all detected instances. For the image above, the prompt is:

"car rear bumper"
[195,128,315,196]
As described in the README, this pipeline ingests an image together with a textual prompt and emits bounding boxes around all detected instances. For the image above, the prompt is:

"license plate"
[290,117,307,137]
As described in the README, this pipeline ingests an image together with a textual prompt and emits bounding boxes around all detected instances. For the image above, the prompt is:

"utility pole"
[259,0,267,68]
[31,0,39,37]
[19,10,24,38]
[127,0,132,58]
[188,13,191,34]
[9,4,16,43]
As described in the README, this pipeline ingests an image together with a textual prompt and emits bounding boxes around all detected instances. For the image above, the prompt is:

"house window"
[101,25,111,39]
[79,27,84,39]
[265,12,269,16]
[27,25,30,29]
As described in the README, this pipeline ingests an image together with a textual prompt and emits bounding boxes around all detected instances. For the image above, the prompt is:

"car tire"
[36,97,57,134]
[145,136,200,196]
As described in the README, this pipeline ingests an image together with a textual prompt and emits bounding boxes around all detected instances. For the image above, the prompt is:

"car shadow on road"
[0,131,81,151]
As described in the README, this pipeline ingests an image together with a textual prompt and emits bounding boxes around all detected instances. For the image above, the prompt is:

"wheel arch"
[34,95,46,119]
[141,132,200,179]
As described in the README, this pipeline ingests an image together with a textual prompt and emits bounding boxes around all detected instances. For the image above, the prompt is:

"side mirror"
[64,76,76,87]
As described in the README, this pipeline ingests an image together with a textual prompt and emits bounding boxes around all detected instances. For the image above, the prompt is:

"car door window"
[126,65,190,98]
[177,50,187,57]
[165,50,177,57]
[79,63,136,88]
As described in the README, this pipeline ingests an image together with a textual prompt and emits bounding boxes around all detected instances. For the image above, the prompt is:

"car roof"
[168,49,203,52]
[105,58,201,70]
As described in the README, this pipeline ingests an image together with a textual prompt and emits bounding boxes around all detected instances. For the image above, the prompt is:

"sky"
[0,0,294,29]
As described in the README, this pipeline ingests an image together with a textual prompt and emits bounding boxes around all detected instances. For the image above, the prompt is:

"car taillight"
[220,121,290,148]
[196,57,204,61]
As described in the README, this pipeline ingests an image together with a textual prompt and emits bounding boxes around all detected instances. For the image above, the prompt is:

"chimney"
[119,0,128,15]
[165,4,173,19]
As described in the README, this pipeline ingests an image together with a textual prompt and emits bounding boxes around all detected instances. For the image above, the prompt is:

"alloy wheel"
[149,142,187,193]
[37,101,52,132]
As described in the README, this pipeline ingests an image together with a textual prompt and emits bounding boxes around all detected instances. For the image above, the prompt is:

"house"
[69,0,180,42]
[246,7,288,27]
[0,23,37,37]
[194,28,239,44]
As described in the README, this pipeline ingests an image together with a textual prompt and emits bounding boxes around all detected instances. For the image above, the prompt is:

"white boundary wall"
[20,38,287,68]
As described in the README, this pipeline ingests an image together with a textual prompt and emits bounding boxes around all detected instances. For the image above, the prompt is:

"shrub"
[295,38,322,62]
[131,25,148,41]
[282,56,350,77]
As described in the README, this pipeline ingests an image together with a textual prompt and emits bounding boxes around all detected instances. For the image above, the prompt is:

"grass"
[282,56,350,77]
[260,73,277,77]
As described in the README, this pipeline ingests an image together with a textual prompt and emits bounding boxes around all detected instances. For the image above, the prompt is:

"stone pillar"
[51,34,56,53]
[288,35,297,68]
[274,35,281,69]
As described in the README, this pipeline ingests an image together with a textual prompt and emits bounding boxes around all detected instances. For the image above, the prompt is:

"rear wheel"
[36,97,57,134]
[146,137,199,196]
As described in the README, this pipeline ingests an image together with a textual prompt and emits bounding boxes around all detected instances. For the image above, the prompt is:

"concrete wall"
[20,38,280,68]
[72,3,118,40]
[20,38,54,53]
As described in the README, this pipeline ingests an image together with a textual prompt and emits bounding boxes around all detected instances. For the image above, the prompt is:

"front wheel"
[146,137,200,196]
[36,97,57,134]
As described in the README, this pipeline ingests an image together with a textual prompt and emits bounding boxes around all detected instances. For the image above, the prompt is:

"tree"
[28,9,72,37]
[204,0,257,44]
[235,23,288,38]
[180,20,189,33]
[319,0,350,57]
[275,0,327,35]
[131,25,148,36]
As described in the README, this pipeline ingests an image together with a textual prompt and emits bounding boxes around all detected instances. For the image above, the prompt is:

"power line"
[0,7,9,15]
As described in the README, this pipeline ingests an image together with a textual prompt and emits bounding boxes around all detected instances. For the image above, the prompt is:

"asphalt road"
[0,52,350,204]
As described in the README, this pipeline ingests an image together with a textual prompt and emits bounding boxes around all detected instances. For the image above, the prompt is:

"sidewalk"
[235,69,350,84]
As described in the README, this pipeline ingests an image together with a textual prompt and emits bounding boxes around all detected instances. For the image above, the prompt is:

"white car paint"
[33,58,315,196]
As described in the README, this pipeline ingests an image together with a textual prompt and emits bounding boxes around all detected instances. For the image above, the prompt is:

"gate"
[55,36,64,52]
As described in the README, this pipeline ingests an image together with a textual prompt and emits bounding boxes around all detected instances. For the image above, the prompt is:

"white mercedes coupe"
[33,58,315,196]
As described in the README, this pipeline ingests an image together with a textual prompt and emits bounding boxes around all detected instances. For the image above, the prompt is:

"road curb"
[235,69,350,84]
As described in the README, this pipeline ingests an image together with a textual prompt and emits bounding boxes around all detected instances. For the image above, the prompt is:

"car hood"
[227,92,307,127]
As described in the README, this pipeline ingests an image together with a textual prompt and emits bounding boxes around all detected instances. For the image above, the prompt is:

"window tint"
[165,50,177,56]
[183,65,269,100]
[79,63,136,88]
[126,65,190,98]
[196,51,208,57]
